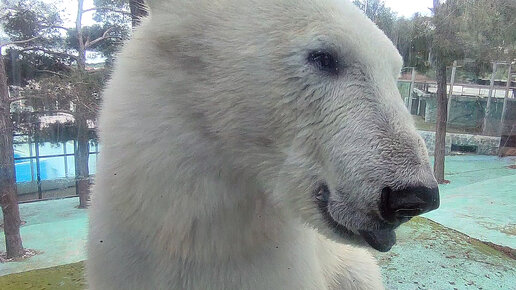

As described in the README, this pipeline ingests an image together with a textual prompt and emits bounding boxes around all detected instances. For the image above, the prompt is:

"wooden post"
[501,64,512,125]
[63,141,68,178]
[447,60,457,122]
[483,62,498,134]
[34,126,42,199]
[28,134,34,182]
[408,67,416,114]
[417,92,422,115]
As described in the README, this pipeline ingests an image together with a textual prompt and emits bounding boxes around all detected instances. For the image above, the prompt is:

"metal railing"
[13,133,99,202]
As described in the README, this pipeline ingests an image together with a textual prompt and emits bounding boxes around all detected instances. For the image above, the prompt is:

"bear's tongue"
[359,229,396,252]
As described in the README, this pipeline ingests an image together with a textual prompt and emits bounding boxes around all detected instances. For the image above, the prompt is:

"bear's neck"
[147,167,298,262]
[127,124,295,262]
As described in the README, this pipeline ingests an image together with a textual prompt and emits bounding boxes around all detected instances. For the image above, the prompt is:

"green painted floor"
[376,217,516,290]
[1,155,515,289]
[0,198,88,276]
[425,155,516,249]
[1,218,514,289]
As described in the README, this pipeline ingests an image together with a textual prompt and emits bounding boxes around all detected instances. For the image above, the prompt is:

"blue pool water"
[13,141,98,183]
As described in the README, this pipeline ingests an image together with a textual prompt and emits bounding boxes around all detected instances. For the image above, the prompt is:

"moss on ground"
[0,218,513,289]
[407,217,515,261]
[0,261,86,289]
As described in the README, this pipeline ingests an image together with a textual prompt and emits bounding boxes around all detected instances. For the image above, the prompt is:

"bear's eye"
[308,50,340,76]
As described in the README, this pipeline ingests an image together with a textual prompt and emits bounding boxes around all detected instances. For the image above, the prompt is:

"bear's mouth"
[314,183,397,252]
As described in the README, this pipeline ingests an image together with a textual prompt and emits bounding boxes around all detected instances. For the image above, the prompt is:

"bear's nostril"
[380,186,440,223]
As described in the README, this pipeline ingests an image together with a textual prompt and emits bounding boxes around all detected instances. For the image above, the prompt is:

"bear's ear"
[144,0,197,14]
[143,0,161,11]
[144,0,215,20]
[144,0,193,11]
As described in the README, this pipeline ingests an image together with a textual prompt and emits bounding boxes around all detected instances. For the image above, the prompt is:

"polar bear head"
[141,0,439,252]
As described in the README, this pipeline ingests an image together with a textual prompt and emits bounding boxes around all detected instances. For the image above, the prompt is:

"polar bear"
[87,0,440,289]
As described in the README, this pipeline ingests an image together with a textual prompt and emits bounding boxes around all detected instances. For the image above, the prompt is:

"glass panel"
[88,153,97,175]
[38,157,67,180]
[66,156,76,177]
[89,140,99,153]
[15,158,36,183]
[65,140,75,155]
[37,142,65,157]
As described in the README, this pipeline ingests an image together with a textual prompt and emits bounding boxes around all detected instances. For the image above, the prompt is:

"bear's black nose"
[380,186,440,223]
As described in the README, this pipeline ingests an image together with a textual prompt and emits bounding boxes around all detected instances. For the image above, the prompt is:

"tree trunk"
[76,0,86,72]
[129,0,148,28]
[75,0,90,208]
[0,55,25,258]
[432,0,448,184]
[434,61,448,183]
[75,109,90,208]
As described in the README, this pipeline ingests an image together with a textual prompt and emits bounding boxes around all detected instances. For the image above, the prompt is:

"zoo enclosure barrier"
[398,63,516,138]
[13,133,99,203]
[397,78,516,137]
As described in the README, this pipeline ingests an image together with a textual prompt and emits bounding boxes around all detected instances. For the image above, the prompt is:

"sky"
[59,0,97,27]
[65,0,435,27]
[383,0,434,18]
[3,0,436,31]
[2,0,434,57]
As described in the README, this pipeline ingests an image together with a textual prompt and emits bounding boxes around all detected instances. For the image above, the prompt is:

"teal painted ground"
[0,198,87,276]
[1,155,515,289]
[425,155,516,249]
[376,217,516,290]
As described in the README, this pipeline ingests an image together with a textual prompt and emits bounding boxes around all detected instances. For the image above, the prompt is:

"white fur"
[87,0,436,289]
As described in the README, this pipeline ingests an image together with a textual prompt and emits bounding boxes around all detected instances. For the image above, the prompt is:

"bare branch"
[8,95,50,103]
[8,97,27,103]
[0,24,74,48]
[82,6,131,16]
[13,110,76,117]
[34,110,75,116]
[73,95,98,115]
[18,47,78,60]
[35,70,69,78]
[0,36,41,48]
[84,34,91,48]
[85,27,115,49]
[41,25,71,31]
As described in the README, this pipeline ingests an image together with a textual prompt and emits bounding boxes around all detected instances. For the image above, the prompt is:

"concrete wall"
[419,130,501,155]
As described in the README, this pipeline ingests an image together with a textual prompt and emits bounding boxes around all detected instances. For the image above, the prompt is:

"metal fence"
[397,78,516,136]
[13,134,99,202]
